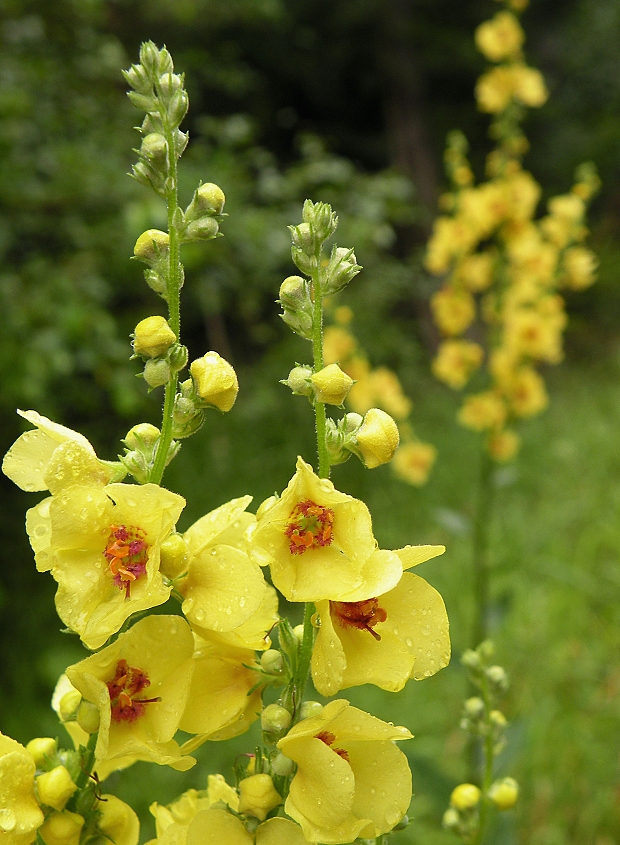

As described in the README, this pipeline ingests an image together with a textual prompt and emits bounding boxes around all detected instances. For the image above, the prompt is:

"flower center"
[331,598,387,641]
[285,500,334,555]
[104,524,148,598]
[107,658,160,723]
[316,730,349,762]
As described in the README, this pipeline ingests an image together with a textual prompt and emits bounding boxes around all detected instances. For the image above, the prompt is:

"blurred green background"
[1,0,619,843]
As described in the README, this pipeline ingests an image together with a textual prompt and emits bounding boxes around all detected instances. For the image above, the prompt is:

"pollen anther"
[285,500,334,555]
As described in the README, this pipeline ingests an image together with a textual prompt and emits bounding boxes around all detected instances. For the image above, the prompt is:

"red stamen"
[285,500,334,555]
[107,659,160,723]
[331,598,387,641]
[315,730,349,762]
[104,524,148,598]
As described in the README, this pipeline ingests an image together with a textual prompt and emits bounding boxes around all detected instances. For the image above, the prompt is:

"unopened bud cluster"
[325,408,400,469]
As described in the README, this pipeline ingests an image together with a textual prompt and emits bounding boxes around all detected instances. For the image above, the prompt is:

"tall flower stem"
[311,259,330,480]
[150,124,181,486]
[473,674,495,845]
[471,448,494,649]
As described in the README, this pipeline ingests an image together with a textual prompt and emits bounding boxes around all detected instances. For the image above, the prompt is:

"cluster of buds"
[325,408,400,469]
[443,640,518,841]
[120,422,178,485]
[170,351,239,439]
[131,314,188,390]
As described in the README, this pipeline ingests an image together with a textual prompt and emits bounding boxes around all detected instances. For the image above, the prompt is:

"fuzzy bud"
[270,752,295,777]
[133,316,177,358]
[324,245,362,295]
[167,88,189,126]
[281,365,313,397]
[140,133,168,163]
[38,811,84,845]
[450,783,481,811]
[354,408,400,468]
[292,624,305,642]
[58,689,81,723]
[133,229,169,263]
[184,217,219,241]
[442,808,461,831]
[190,351,239,412]
[488,777,519,810]
[302,199,338,243]
[124,422,160,452]
[260,649,284,675]
[261,703,292,737]
[186,183,226,219]
[76,700,100,734]
[159,533,190,579]
[238,774,282,821]
[486,665,509,692]
[490,709,507,729]
[311,363,354,406]
[27,737,57,768]
[461,649,482,673]
[144,358,171,389]
[144,268,167,298]
[36,766,78,811]
[463,697,485,721]
[168,343,189,373]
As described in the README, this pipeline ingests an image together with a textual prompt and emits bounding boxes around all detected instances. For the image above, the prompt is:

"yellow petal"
[17,410,94,448]
[0,732,44,845]
[335,623,414,693]
[44,441,111,495]
[379,572,451,679]
[336,549,403,602]
[203,584,278,651]
[186,809,252,845]
[394,545,445,570]
[255,817,311,845]
[311,600,347,697]
[3,430,62,492]
[183,496,253,555]
[26,496,53,572]
[329,705,412,743]
[181,545,266,632]
[106,483,185,543]
[347,740,412,836]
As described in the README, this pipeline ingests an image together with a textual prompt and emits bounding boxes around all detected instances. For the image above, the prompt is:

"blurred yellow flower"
[487,428,520,462]
[459,391,507,432]
[475,11,524,62]
[455,251,495,292]
[431,287,476,336]
[506,366,548,417]
[392,441,438,486]
[562,246,598,290]
[278,699,412,844]
[0,732,44,845]
[433,339,484,390]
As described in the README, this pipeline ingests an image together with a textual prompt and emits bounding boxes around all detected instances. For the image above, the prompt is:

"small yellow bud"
[76,699,100,734]
[133,229,169,262]
[190,351,239,412]
[26,737,57,767]
[271,752,295,777]
[450,783,481,811]
[133,316,177,358]
[238,774,282,821]
[143,358,171,389]
[442,807,460,830]
[488,777,519,810]
[490,709,507,729]
[58,689,81,722]
[292,624,305,642]
[195,183,226,215]
[311,363,354,405]
[124,422,160,450]
[39,811,84,845]
[36,766,78,811]
[355,408,400,468]
[261,704,292,736]
[159,532,190,579]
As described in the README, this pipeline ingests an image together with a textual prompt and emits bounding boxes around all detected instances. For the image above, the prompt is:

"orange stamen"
[331,598,387,641]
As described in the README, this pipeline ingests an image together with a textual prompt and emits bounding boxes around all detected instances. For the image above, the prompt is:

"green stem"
[293,601,316,720]
[150,125,181,486]
[75,732,98,790]
[311,259,330,480]
[473,676,495,845]
[471,447,494,649]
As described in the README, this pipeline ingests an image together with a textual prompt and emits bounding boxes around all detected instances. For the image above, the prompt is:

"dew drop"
[311,612,321,628]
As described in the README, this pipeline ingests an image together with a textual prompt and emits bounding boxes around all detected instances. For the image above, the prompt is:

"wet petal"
[26,496,54,571]
[256,817,310,845]
[186,809,252,845]
[184,496,253,555]
[395,544,445,570]
[347,740,412,836]
[311,600,347,697]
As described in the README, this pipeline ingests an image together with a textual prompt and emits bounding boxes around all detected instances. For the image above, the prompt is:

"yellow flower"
[450,783,481,810]
[476,66,515,113]
[475,11,524,62]
[189,352,238,412]
[355,408,400,468]
[2,410,108,494]
[133,229,169,262]
[177,496,267,637]
[147,777,240,845]
[0,732,44,845]
[238,774,281,821]
[311,364,354,405]
[184,810,309,845]
[311,546,449,695]
[512,65,548,108]
[487,428,520,462]
[66,615,196,773]
[454,252,495,292]
[323,326,357,365]
[459,391,507,432]
[248,457,402,602]
[458,184,507,240]
[431,287,476,336]
[433,340,484,390]
[392,441,437,486]
[503,173,541,222]
[177,632,262,749]
[562,246,598,290]
[503,305,565,363]
[47,483,184,649]
[366,368,411,420]
[277,699,412,844]
[97,795,140,845]
[505,366,548,417]
[488,777,519,810]
[38,811,84,845]
[425,217,478,274]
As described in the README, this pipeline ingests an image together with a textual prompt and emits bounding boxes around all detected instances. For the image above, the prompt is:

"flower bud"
[354,408,400,468]
[58,689,81,722]
[39,810,84,845]
[36,766,78,811]
[270,752,294,777]
[124,422,161,452]
[144,358,171,389]
[292,624,304,642]
[27,737,57,768]
[290,221,315,254]
[488,777,519,810]
[172,394,204,439]
[160,533,190,579]
[311,363,354,406]
[463,697,485,721]
[186,183,226,219]
[490,709,507,729]
[140,133,168,162]
[324,245,362,295]
[97,795,140,844]
[343,412,363,432]
[281,365,313,397]
[450,783,481,811]
[261,703,292,737]
[393,814,410,831]
[168,343,189,373]
[238,774,282,821]
[279,276,307,308]
[486,665,509,691]
[134,229,169,263]
[168,88,189,126]
[302,199,338,243]
[133,316,177,358]
[190,351,239,412]
[159,72,182,97]
[291,245,317,276]
[478,639,495,661]
[123,63,150,94]
[299,700,323,720]
[442,808,461,831]
[139,41,162,73]
[144,268,167,297]
[76,700,100,734]
[461,649,482,672]
[184,217,219,241]
[260,649,284,675]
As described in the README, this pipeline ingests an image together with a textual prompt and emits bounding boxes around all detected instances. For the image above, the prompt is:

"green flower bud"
[168,88,189,126]
[442,808,460,831]
[140,41,162,73]
[131,160,165,192]
[354,408,400,468]
[76,700,100,734]
[292,624,304,642]
[261,703,292,737]
[343,412,363,432]
[169,343,189,373]
[133,316,177,358]
[186,183,226,219]
[490,709,507,728]
[324,245,362,295]
[27,737,57,768]
[488,777,519,810]
[461,649,482,672]
[299,700,323,720]
[301,199,338,243]
[160,533,190,579]
[58,689,81,723]
[486,665,509,691]
[190,351,239,411]
[450,783,481,811]
[290,221,314,253]
[184,217,219,241]
[134,229,169,263]
[124,422,160,452]
[140,133,168,162]
[144,268,167,298]
[260,649,284,675]
[279,276,307,308]
[38,810,84,845]
[281,365,313,397]
[270,752,295,777]
[159,72,183,97]
[36,766,78,811]
[291,245,316,276]
[463,696,485,721]
[311,363,354,406]
[120,450,149,484]
[143,358,171,389]
[392,814,410,831]
[123,63,150,94]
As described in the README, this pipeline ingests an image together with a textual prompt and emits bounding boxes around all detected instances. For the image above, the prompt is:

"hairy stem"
[311,258,330,480]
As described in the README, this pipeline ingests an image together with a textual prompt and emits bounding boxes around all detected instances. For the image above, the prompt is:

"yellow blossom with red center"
[248,457,402,603]
[41,482,184,649]
[312,545,449,695]
[277,699,412,844]
[66,615,195,774]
